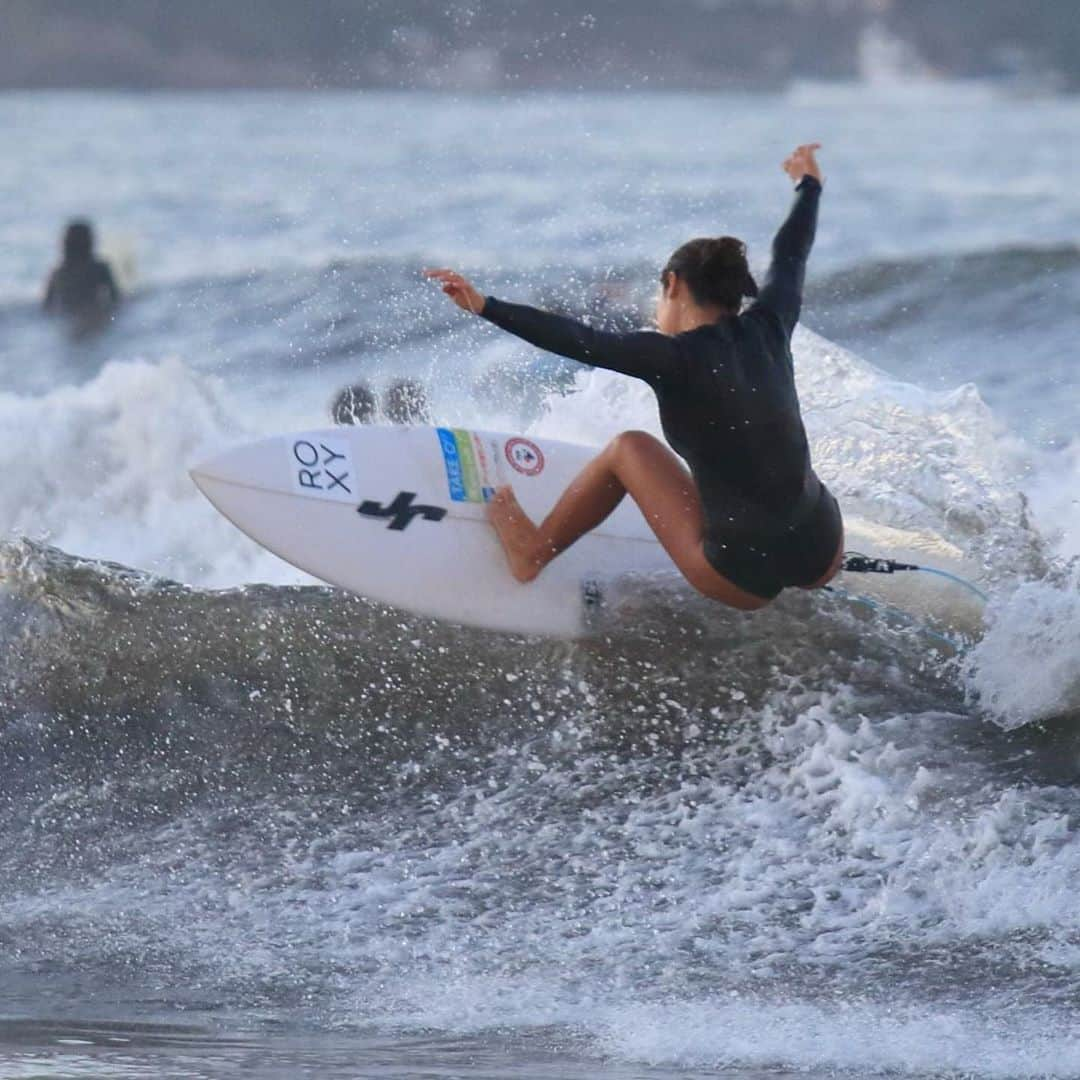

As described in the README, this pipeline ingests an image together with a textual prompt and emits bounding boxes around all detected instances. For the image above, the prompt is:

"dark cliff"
[1,0,1074,92]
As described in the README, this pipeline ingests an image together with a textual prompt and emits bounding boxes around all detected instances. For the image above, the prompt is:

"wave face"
[2,91,1080,1076]
[2,536,1080,1075]
[0,319,1077,1074]
[806,244,1080,446]
[0,256,1068,586]
[5,240,1077,441]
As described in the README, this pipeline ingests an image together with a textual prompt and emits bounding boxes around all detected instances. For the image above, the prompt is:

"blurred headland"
[2,0,1076,94]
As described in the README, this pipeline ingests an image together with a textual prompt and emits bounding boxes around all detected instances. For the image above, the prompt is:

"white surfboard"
[191,425,672,638]
[191,424,986,639]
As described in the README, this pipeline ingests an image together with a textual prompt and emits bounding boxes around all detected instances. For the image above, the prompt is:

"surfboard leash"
[822,584,961,652]
[841,551,989,604]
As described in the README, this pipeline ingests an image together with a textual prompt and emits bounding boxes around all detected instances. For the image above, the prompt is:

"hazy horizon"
[3,0,1077,93]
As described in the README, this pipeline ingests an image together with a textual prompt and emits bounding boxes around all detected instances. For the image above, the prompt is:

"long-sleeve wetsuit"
[44,258,119,316]
[479,175,841,599]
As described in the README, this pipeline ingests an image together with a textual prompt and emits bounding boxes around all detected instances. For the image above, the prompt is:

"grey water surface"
[1,89,1079,1079]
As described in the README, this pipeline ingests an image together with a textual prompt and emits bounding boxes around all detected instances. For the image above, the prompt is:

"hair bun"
[663,235,758,311]
[703,238,757,298]
[702,237,748,270]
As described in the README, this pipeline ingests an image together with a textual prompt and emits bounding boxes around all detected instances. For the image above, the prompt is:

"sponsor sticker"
[437,428,467,502]
[436,427,500,502]
[470,435,498,503]
[456,429,482,499]
[505,437,545,477]
[288,434,355,502]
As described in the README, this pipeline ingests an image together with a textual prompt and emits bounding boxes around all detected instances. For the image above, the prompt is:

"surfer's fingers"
[424,267,481,312]
[424,268,469,287]
[440,273,473,294]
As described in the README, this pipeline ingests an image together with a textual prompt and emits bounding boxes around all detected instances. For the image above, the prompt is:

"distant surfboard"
[191,424,985,639]
[191,425,672,637]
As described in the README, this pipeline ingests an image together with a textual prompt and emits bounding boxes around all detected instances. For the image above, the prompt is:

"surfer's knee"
[607,429,663,465]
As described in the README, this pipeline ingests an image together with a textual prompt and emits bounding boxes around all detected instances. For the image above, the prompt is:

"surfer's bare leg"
[487,430,768,610]
[488,447,626,582]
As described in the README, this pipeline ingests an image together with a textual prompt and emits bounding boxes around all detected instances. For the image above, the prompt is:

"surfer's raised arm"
[752,142,823,337]
[423,268,683,386]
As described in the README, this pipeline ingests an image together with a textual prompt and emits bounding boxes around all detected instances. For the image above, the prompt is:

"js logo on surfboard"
[357,491,447,531]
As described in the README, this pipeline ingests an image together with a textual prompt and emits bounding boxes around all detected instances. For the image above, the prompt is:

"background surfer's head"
[62,220,95,263]
[331,382,378,425]
[657,237,758,333]
[384,378,430,425]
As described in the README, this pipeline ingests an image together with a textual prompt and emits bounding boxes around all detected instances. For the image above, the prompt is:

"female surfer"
[425,143,841,611]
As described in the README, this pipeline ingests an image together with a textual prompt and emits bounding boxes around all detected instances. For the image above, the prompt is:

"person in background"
[43,220,120,324]
[384,378,431,425]
[330,382,378,425]
[331,377,431,426]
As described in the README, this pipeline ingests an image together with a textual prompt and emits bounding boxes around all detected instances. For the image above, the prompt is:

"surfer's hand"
[782,143,823,185]
[423,268,486,315]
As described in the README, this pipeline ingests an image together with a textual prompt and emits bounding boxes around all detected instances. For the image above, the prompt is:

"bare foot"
[487,486,545,583]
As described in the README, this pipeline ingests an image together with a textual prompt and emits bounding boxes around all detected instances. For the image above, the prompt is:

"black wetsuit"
[480,175,841,600]
[43,258,119,318]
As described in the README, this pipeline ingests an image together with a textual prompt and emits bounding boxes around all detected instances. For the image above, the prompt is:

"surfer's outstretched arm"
[753,143,823,337]
[423,269,682,386]
[483,297,684,383]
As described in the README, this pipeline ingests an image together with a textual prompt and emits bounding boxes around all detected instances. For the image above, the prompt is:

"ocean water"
[1,88,1079,1079]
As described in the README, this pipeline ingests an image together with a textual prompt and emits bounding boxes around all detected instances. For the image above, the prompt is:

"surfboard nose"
[190,436,287,493]
[189,449,229,486]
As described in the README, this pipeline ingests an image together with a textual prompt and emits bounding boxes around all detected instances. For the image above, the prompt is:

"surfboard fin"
[582,577,604,611]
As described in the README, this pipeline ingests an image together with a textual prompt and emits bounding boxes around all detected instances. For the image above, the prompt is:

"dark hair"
[331,382,378,425]
[384,378,430,425]
[63,220,94,262]
[662,236,758,312]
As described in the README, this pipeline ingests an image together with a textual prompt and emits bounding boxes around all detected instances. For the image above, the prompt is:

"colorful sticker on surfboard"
[287,433,356,503]
[505,437,545,477]
[436,428,500,502]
